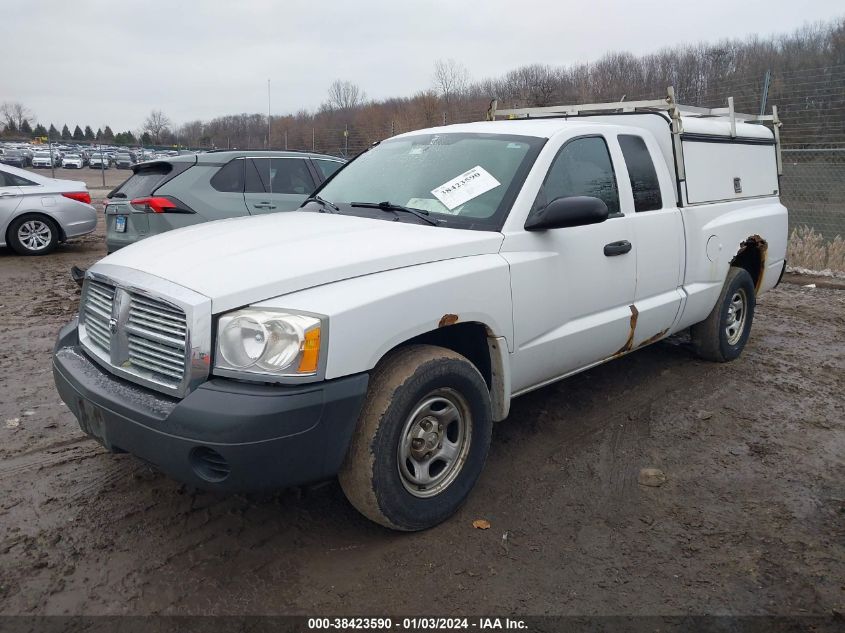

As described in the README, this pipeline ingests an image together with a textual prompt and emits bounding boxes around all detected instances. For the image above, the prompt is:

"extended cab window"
[618,135,662,212]
[539,136,620,215]
[210,159,244,193]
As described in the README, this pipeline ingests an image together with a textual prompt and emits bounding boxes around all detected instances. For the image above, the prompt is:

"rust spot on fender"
[613,305,639,357]
[438,314,459,327]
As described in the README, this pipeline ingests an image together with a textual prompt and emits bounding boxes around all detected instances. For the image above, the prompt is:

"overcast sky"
[3,0,842,131]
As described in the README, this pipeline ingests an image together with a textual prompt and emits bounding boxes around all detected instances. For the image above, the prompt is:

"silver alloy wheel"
[398,388,472,498]
[725,288,748,345]
[17,219,52,252]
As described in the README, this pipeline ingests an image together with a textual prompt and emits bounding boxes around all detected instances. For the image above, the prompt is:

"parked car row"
[0,142,189,171]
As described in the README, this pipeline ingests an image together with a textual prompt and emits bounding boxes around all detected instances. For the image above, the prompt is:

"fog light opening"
[190,446,231,483]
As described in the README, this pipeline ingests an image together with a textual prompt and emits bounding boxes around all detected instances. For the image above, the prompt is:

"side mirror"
[524,196,609,231]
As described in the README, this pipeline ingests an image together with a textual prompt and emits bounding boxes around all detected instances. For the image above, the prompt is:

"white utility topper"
[53,88,787,530]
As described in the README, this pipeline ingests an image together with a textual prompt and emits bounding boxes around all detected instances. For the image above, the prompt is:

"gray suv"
[105,150,345,252]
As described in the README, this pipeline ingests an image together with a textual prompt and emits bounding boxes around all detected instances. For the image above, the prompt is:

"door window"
[250,158,315,194]
[538,136,620,215]
[245,159,266,193]
[313,159,343,180]
[618,135,662,212]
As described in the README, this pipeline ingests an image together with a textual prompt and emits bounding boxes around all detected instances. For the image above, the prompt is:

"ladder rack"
[487,87,784,176]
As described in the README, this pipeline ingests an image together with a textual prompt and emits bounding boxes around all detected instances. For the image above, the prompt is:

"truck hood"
[98,211,504,313]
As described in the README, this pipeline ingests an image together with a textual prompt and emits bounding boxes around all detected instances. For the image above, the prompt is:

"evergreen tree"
[72,125,84,140]
[61,124,71,140]
[20,120,32,135]
[95,128,103,140]
[4,120,18,137]
[103,126,114,141]
[141,132,152,146]
[48,124,59,140]
[33,123,47,138]
[84,125,95,140]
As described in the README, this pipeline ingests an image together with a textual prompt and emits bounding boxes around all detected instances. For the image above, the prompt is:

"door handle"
[604,240,632,256]
[253,203,276,210]
[0,191,18,197]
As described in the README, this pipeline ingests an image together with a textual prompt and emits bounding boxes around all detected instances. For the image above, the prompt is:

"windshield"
[315,132,545,230]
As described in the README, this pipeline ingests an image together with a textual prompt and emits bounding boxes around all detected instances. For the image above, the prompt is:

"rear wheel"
[691,266,756,362]
[8,215,59,255]
[339,345,492,531]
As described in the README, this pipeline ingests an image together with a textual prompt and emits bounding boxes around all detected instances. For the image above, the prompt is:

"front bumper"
[52,319,369,492]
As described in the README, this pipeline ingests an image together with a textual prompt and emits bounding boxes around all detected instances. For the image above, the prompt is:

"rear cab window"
[618,135,662,212]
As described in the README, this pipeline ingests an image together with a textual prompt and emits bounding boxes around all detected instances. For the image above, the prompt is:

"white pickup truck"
[53,92,787,531]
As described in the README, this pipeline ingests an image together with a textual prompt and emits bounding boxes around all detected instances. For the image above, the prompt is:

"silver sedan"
[0,163,97,255]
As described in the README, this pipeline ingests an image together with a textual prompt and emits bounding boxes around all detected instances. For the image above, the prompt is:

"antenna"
[268,78,272,194]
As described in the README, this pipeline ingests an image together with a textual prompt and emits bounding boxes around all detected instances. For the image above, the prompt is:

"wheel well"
[6,212,65,244]
[729,234,768,294]
[399,322,492,389]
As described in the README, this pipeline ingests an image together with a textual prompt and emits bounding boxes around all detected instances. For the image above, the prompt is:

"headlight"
[214,309,325,380]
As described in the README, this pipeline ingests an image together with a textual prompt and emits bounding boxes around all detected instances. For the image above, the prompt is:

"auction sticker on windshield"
[431,166,500,211]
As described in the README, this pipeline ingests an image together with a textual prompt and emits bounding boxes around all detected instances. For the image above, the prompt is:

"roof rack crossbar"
[487,86,783,176]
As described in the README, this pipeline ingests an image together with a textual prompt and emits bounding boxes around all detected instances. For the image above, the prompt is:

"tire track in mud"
[0,438,101,478]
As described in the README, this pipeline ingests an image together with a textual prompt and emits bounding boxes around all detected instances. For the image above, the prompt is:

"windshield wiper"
[350,201,439,226]
[303,195,341,214]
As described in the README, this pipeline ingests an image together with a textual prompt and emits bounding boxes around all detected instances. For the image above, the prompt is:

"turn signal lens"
[297,327,322,374]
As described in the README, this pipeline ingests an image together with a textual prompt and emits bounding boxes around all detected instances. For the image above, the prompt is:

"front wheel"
[691,266,756,362]
[339,345,492,531]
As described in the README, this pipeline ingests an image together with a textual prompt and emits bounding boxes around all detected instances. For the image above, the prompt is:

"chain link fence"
[781,147,845,273]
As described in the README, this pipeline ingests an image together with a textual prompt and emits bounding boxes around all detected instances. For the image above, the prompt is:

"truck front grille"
[79,278,192,395]
[126,295,188,385]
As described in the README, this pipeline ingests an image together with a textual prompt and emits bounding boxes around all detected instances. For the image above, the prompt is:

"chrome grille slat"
[125,355,184,380]
[131,295,184,316]
[127,336,185,361]
[128,313,187,336]
[125,323,186,348]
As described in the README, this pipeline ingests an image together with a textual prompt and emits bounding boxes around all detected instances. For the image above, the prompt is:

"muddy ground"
[0,217,843,618]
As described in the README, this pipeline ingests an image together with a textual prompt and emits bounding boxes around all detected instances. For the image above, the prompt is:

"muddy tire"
[339,344,492,531]
[691,266,756,362]
[8,214,60,256]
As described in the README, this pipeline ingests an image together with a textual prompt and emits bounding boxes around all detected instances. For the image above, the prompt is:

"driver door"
[501,135,638,393]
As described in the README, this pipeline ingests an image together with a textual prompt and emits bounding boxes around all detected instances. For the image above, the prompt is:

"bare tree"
[433,58,470,105]
[1,102,34,130]
[324,80,366,112]
[143,109,172,143]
